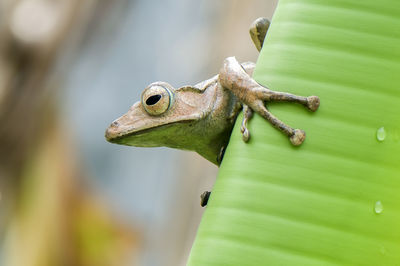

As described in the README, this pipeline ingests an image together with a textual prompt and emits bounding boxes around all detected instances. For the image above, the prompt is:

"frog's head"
[105,81,232,164]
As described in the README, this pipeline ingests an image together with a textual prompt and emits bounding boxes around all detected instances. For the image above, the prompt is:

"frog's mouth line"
[105,119,194,144]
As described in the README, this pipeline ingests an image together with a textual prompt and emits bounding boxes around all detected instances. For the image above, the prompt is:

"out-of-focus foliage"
[0,0,140,265]
[3,119,139,266]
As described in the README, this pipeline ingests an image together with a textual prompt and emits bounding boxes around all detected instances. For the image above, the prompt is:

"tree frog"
[105,18,320,166]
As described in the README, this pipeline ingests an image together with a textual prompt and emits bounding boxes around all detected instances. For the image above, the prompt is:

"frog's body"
[106,62,255,165]
[105,18,320,165]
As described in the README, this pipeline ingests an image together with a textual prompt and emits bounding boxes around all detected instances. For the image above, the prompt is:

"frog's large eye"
[141,84,173,116]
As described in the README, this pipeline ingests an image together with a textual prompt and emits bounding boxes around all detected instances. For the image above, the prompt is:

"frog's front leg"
[219,57,320,145]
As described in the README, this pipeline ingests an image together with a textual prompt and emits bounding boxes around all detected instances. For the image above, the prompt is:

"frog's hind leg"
[249,17,270,52]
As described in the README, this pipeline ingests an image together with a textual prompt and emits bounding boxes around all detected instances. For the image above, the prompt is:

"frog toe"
[241,126,250,142]
[307,96,320,112]
[290,129,306,146]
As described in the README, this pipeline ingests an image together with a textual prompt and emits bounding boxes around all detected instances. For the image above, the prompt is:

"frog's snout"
[105,120,121,142]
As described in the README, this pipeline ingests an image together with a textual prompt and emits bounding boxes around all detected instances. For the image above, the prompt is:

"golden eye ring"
[141,83,174,116]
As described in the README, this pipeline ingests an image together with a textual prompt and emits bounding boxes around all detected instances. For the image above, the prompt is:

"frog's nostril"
[112,121,119,127]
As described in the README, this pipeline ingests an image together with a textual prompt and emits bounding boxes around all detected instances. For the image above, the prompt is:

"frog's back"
[192,61,255,92]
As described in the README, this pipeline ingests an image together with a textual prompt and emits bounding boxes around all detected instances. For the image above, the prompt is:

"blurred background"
[0,0,277,265]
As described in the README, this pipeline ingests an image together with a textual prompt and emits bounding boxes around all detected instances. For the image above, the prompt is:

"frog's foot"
[219,57,320,146]
[249,17,270,52]
[240,104,253,142]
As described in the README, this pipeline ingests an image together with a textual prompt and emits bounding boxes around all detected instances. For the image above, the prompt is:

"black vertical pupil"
[146,94,162,105]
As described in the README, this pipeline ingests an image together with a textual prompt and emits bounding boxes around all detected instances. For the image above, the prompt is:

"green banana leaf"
[188,0,400,265]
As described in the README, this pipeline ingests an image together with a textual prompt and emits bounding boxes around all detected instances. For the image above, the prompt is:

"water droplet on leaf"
[376,127,386,142]
[374,200,383,214]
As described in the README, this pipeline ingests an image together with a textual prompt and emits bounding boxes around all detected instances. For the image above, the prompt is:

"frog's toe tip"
[242,128,250,142]
[307,96,320,112]
[290,129,306,146]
